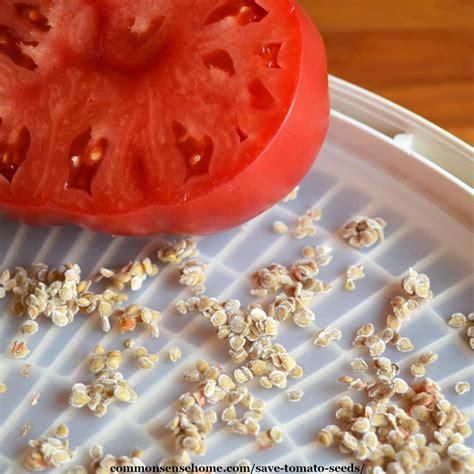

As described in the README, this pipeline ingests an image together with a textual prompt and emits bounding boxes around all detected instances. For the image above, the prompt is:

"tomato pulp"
[0,0,329,235]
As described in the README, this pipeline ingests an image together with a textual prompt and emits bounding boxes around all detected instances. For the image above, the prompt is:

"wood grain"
[299,0,474,144]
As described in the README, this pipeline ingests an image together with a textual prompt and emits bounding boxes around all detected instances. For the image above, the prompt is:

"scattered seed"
[168,346,182,362]
[55,424,69,439]
[396,337,414,352]
[20,320,39,336]
[1,204,470,474]
[455,381,470,395]
[166,362,226,457]
[20,364,32,378]
[30,392,40,406]
[449,313,467,329]
[175,299,188,315]
[114,304,161,338]
[20,422,32,437]
[69,370,137,417]
[448,312,474,351]
[314,327,342,347]
[344,279,356,291]
[178,259,207,295]
[132,448,144,458]
[132,345,159,370]
[418,351,438,366]
[287,390,304,402]
[183,369,201,383]
[302,245,333,267]
[282,186,299,202]
[290,366,304,379]
[88,447,146,471]
[98,258,159,291]
[273,221,288,234]
[157,239,199,263]
[88,345,122,373]
[393,378,409,394]
[344,264,365,291]
[365,335,386,357]
[356,323,374,338]
[342,216,386,249]
[391,297,419,323]
[402,267,433,300]
[410,362,426,378]
[292,209,320,239]
[11,340,30,359]
[350,358,369,373]
[24,425,77,471]
[317,427,337,447]
[0,383,7,394]
[269,426,283,444]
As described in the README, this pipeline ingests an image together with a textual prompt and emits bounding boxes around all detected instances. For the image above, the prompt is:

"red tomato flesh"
[0,0,329,235]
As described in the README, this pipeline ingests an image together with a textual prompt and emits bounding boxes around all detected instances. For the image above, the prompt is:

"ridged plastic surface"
[0,114,473,472]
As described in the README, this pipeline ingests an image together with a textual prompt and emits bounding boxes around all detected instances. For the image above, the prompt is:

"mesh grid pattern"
[0,138,473,471]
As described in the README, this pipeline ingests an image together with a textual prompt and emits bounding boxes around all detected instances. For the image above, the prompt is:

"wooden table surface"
[299,0,474,145]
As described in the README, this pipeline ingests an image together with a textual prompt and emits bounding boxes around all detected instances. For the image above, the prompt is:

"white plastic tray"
[1,80,473,471]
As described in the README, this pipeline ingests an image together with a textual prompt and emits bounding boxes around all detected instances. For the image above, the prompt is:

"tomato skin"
[0,4,328,236]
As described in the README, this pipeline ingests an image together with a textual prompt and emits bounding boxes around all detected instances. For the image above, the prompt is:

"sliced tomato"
[0,0,329,235]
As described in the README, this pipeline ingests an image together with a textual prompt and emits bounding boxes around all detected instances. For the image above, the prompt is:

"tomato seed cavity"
[236,128,248,142]
[0,126,31,183]
[248,79,275,110]
[205,0,268,26]
[202,49,235,76]
[100,13,166,72]
[128,15,166,47]
[0,26,37,71]
[66,128,108,194]
[13,3,51,32]
[172,121,214,181]
[259,43,282,69]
